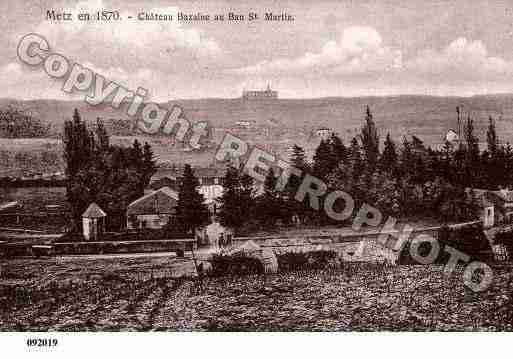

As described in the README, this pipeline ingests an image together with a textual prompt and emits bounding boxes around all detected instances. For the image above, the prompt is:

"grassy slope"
[3,94,513,144]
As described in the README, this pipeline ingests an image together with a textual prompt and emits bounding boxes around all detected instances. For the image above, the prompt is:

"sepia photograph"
[1,0,513,355]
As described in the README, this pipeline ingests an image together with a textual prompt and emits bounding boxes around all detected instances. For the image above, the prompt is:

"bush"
[397,223,492,264]
[210,253,264,277]
[277,250,338,272]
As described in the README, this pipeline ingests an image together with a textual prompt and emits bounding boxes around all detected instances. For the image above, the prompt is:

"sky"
[1,0,513,100]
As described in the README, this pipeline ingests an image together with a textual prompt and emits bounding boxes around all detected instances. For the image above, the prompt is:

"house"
[151,166,226,186]
[487,189,513,225]
[150,166,226,214]
[82,203,106,241]
[198,184,223,213]
[315,127,332,140]
[235,120,251,128]
[469,189,495,228]
[445,129,459,144]
[126,187,179,229]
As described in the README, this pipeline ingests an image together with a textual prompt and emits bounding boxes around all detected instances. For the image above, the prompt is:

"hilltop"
[1,95,513,146]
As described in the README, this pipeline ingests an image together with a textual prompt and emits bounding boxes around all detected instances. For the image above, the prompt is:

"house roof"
[152,167,226,181]
[82,203,106,218]
[150,177,180,192]
[127,187,179,216]
[466,188,494,208]
[445,129,459,142]
[0,201,19,212]
[491,189,513,202]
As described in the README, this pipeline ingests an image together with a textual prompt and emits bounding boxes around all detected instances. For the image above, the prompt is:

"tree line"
[63,106,512,237]
[213,106,512,233]
[64,109,157,232]
[0,106,49,138]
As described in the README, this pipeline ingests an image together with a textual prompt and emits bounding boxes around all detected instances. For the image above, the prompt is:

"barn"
[126,187,179,229]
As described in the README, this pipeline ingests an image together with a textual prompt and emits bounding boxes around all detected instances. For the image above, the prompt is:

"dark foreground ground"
[0,256,512,331]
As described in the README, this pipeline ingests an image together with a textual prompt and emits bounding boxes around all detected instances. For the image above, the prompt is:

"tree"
[218,166,240,228]
[379,133,397,174]
[290,144,308,171]
[486,116,498,157]
[95,117,109,152]
[360,106,379,172]
[439,184,479,222]
[217,166,256,230]
[327,137,366,217]
[464,116,479,161]
[63,108,95,230]
[399,137,413,179]
[368,171,401,217]
[285,145,310,225]
[329,133,348,166]
[175,164,210,234]
[312,139,335,181]
[63,109,159,232]
[463,115,480,187]
[142,142,157,189]
[240,172,256,218]
[256,168,282,226]
[348,137,363,182]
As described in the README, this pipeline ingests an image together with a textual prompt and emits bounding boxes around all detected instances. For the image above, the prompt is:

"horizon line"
[2,92,513,103]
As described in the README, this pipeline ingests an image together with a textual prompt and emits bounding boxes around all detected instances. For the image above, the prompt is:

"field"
[4,95,513,145]
[0,136,217,175]
[0,186,68,232]
[1,256,512,331]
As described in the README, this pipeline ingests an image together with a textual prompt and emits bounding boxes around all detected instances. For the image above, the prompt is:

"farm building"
[467,188,513,227]
[445,129,459,144]
[487,189,513,225]
[468,189,495,228]
[150,166,226,213]
[82,203,106,241]
[126,187,179,229]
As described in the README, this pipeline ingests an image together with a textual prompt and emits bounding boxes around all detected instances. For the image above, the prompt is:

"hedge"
[209,253,264,277]
[277,250,338,272]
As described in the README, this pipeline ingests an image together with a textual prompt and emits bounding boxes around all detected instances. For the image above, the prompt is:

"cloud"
[228,26,402,76]
[229,29,513,82]
[227,31,513,97]
[32,0,222,71]
[0,59,235,101]
[406,37,513,80]
[0,62,74,99]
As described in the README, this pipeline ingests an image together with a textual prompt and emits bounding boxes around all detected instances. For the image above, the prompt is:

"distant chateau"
[242,84,278,100]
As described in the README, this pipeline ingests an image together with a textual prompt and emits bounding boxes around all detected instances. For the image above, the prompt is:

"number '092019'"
[26,338,58,347]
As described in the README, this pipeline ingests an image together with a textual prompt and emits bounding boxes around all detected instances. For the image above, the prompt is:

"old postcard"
[1,0,513,355]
